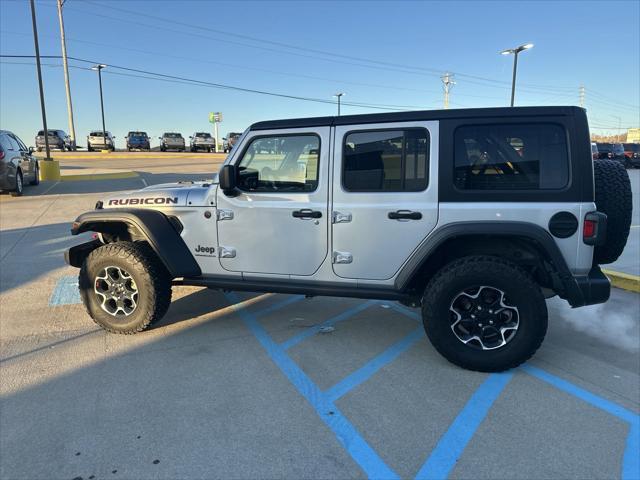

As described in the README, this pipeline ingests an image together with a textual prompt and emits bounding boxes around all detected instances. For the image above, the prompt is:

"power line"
[0,55,434,111]
[57,1,589,95]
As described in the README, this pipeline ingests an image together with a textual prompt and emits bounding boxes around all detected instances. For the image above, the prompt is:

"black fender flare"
[395,221,589,307]
[67,208,201,278]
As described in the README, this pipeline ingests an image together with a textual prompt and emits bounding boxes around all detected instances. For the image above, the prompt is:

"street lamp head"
[501,44,533,55]
[520,43,534,51]
[334,92,345,98]
[91,64,107,71]
[500,48,515,55]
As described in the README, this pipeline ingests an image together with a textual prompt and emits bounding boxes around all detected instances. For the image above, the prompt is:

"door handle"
[388,210,422,220]
[292,209,322,219]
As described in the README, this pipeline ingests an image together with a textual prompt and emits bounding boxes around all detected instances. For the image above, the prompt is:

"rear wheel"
[421,256,547,372]
[30,163,40,185]
[10,170,23,197]
[79,242,172,334]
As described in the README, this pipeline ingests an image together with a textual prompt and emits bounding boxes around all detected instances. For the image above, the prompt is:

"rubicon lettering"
[108,197,179,206]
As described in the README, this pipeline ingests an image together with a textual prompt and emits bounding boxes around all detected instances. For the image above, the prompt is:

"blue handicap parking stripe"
[522,365,640,480]
[255,295,305,318]
[325,328,424,402]
[226,292,399,479]
[415,372,514,480]
[280,300,377,350]
[49,275,81,306]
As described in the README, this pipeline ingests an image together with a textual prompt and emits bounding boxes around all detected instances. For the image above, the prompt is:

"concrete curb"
[60,171,139,182]
[602,269,640,293]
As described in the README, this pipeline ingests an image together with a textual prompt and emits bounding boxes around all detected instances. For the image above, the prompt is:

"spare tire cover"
[593,159,632,264]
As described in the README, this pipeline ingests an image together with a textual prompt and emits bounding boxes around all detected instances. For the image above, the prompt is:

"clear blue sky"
[1,0,638,147]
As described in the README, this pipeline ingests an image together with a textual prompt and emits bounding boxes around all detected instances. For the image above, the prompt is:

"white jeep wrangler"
[65,107,632,372]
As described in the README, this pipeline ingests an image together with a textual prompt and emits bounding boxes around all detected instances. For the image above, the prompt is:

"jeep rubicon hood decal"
[101,178,217,209]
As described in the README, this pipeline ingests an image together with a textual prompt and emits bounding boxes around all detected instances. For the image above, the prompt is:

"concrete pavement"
[1,154,638,479]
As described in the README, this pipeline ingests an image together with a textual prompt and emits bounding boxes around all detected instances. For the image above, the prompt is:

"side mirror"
[223,137,227,141]
[28,146,35,154]
[189,136,193,139]
[219,164,238,196]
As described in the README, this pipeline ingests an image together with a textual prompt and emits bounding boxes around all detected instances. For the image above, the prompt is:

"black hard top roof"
[250,106,584,131]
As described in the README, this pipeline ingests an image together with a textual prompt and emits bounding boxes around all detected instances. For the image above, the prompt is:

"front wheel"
[79,241,172,334]
[11,170,23,196]
[421,256,547,372]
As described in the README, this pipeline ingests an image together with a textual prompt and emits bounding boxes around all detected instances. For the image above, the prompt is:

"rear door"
[331,121,439,280]
[216,127,330,276]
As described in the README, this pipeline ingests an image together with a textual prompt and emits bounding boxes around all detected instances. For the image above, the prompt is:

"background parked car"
[36,129,73,151]
[1,130,39,196]
[594,143,614,159]
[126,131,151,151]
[623,143,640,168]
[189,132,215,152]
[223,132,242,153]
[159,132,185,152]
[611,143,626,164]
[87,131,115,152]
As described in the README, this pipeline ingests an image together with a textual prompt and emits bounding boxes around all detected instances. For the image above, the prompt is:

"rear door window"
[454,123,569,190]
[342,128,429,192]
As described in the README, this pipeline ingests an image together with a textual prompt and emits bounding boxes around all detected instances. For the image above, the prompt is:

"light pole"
[500,43,534,107]
[91,64,108,151]
[334,92,345,116]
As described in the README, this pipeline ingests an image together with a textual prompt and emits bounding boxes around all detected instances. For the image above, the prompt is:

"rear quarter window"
[454,123,569,191]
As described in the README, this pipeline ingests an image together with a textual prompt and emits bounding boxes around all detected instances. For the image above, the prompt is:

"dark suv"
[126,131,151,151]
[223,132,243,153]
[623,143,640,168]
[36,129,71,151]
[594,143,614,160]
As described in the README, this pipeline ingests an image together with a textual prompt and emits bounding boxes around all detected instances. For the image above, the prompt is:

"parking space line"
[226,292,399,479]
[415,372,514,480]
[49,275,81,306]
[280,300,377,350]
[522,365,640,480]
[325,328,424,402]
[254,295,305,318]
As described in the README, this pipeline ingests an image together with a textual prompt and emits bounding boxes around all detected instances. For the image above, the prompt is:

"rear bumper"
[571,266,611,307]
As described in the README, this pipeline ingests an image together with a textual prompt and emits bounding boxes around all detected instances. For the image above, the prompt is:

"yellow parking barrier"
[602,269,640,293]
[39,160,61,181]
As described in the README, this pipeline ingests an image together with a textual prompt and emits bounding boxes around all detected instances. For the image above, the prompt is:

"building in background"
[627,128,640,143]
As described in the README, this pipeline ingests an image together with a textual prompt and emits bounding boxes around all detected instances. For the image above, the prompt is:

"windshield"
[613,144,624,153]
[128,131,147,137]
[130,136,146,141]
[165,133,182,138]
[624,143,640,152]
[596,143,612,152]
[90,132,107,137]
[196,133,212,138]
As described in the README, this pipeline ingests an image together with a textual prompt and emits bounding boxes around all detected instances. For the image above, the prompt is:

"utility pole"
[579,85,585,108]
[441,73,455,109]
[29,0,51,162]
[57,0,76,150]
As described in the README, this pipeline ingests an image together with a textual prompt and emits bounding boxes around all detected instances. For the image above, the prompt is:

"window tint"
[237,135,319,192]
[454,123,569,190]
[6,135,21,151]
[0,134,14,152]
[343,128,429,192]
[11,134,27,151]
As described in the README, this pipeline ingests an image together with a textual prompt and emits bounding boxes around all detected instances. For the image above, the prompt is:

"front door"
[331,121,439,280]
[216,128,330,276]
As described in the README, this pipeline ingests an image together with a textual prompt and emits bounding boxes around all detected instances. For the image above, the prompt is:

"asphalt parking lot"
[1,155,638,480]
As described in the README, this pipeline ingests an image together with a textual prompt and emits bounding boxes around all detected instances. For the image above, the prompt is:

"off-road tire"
[10,170,23,197]
[79,241,172,334]
[421,256,547,372]
[30,163,40,185]
[593,159,632,264]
